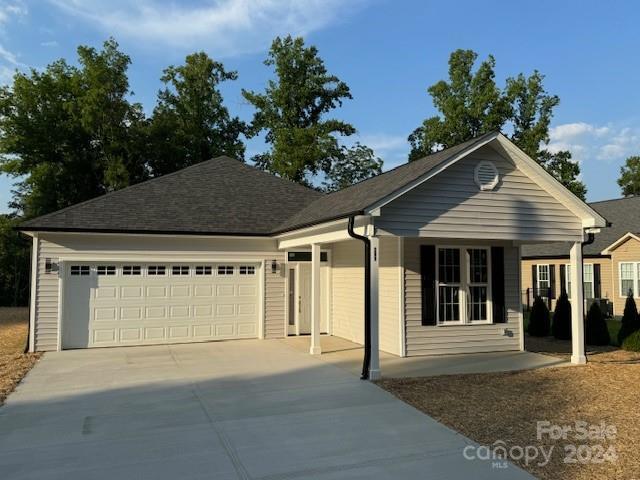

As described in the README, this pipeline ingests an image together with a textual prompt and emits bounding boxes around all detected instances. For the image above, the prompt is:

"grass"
[0,307,41,405]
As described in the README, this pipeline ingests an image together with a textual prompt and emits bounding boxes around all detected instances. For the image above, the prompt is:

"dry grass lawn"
[0,307,40,405]
[379,337,640,480]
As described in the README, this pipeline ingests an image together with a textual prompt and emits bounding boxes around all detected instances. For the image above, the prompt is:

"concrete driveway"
[0,340,533,479]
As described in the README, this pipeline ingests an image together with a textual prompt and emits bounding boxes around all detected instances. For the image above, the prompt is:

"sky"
[1,0,640,212]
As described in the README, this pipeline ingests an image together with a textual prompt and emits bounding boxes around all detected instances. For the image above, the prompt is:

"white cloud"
[48,0,364,56]
[0,1,27,84]
[549,122,609,142]
[353,132,409,169]
[40,40,59,47]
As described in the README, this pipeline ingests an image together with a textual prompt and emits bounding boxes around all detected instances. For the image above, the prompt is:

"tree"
[0,215,30,306]
[528,296,551,337]
[408,49,586,198]
[148,52,246,176]
[585,302,610,346]
[618,291,640,345]
[0,38,147,218]
[242,35,356,184]
[323,143,383,192]
[617,156,640,197]
[552,290,572,340]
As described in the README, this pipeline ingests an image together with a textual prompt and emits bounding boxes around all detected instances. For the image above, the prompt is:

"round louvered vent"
[474,161,499,191]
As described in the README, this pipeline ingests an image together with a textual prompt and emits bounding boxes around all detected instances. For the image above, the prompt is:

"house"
[18,132,607,378]
[522,196,640,317]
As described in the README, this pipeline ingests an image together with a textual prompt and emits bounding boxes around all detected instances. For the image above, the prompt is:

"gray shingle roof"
[20,133,495,236]
[521,196,640,258]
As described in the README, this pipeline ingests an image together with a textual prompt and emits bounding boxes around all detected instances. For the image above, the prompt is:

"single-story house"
[522,196,640,316]
[18,132,607,378]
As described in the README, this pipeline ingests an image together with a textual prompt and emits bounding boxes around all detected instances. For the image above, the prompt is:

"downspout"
[347,216,371,380]
[581,231,596,361]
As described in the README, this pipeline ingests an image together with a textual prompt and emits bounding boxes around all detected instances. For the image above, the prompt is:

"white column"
[310,243,322,355]
[368,236,381,380]
[570,241,586,364]
[28,235,39,353]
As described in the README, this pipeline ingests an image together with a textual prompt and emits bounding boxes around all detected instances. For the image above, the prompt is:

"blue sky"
[1,0,640,212]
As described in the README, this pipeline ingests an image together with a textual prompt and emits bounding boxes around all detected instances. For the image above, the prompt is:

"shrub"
[528,296,550,337]
[552,291,572,340]
[618,292,640,345]
[585,302,610,346]
[622,329,640,352]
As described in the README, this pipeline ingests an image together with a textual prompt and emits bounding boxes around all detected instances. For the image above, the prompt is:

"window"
[565,264,594,299]
[467,249,489,322]
[620,263,636,297]
[122,265,141,276]
[97,265,116,276]
[172,265,190,275]
[536,264,550,296]
[70,265,90,276]
[239,265,256,275]
[287,251,328,262]
[217,265,234,275]
[437,248,461,323]
[147,266,166,276]
[195,266,212,275]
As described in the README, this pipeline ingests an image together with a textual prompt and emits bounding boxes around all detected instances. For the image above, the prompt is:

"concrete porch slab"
[282,335,569,378]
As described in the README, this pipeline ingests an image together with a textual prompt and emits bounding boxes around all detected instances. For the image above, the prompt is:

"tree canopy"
[408,49,587,200]
[322,143,383,192]
[617,156,640,197]
[242,36,356,185]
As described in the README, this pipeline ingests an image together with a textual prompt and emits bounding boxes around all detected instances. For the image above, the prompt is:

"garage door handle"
[298,296,301,313]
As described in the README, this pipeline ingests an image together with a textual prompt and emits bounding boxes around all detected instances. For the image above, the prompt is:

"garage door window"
[148,266,166,275]
[97,265,116,276]
[195,266,213,275]
[172,265,190,276]
[239,266,256,275]
[70,265,90,276]
[122,265,141,276]
[217,265,234,275]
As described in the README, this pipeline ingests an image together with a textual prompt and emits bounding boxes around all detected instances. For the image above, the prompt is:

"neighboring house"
[18,132,607,377]
[522,196,640,316]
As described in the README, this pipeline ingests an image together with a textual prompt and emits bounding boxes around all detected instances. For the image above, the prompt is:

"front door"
[287,262,328,335]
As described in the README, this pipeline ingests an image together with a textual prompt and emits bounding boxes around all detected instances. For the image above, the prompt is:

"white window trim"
[565,263,594,298]
[536,264,550,296]
[619,262,639,298]
[435,245,493,326]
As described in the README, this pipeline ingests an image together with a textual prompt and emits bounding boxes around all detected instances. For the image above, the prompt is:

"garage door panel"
[63,262,261,348]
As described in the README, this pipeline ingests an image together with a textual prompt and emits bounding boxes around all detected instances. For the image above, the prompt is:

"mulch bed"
[378,338,640,480]
[0,308,41,405]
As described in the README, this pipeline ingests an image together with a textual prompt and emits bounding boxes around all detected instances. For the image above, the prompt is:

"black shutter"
[549,265,556,299]
[491,247,506,323]
[559,264,566,295]
[532,264,538,297]
[594,263,601,298]
[420,245,436,326]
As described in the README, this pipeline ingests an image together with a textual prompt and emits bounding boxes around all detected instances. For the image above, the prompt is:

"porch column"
[310,243,322,355]
[368,236,381,380]
[570,241,586,364]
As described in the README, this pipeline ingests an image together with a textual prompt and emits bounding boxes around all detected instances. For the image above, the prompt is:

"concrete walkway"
[285,335,568,378]
[0,340,533,479]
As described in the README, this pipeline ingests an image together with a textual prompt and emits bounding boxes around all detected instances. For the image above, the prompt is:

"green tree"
[617,156,640,196]
[0,38,147,218]
[243,35,355,184]
[618,292,640,345]
[323,143,383,192]
[0,215,30,306]
[148,52,246,176]
[408,49,586,198]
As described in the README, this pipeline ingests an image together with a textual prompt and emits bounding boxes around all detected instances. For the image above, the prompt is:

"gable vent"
[474,161,499,191]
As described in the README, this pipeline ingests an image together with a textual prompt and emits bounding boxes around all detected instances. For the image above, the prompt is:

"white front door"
[287,262,328,335]
[62,262,261,349]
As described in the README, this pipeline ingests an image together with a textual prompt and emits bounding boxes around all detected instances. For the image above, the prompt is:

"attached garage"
[61,262,261,349]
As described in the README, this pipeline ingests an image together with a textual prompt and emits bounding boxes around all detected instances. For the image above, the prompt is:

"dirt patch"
[378,352,640,480]
[526,334,640,364]
[0,307,41,405]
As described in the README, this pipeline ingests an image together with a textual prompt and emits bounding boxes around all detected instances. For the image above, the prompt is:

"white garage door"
[62,262,261,349]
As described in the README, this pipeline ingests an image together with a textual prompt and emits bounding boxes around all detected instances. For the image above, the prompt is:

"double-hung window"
[436,247,491,325]
[565,264,594,298]
[536,264,550,297]
[620,263,637,297]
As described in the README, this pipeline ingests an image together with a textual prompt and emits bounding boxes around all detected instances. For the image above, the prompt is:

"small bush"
[585,302,610,346]
[618,292,640,345]
[528,296,550,337]
[552,291,572,340]
[622,329,640,352]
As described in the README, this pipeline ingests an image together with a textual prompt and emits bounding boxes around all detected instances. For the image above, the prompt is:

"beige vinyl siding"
[330,240,364,345]
[375,146,583,242]
[403,238,521,356]
[378,237,401,355]
[610,236,640,315]
[520,257,614,313]
[34,233,285,351]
